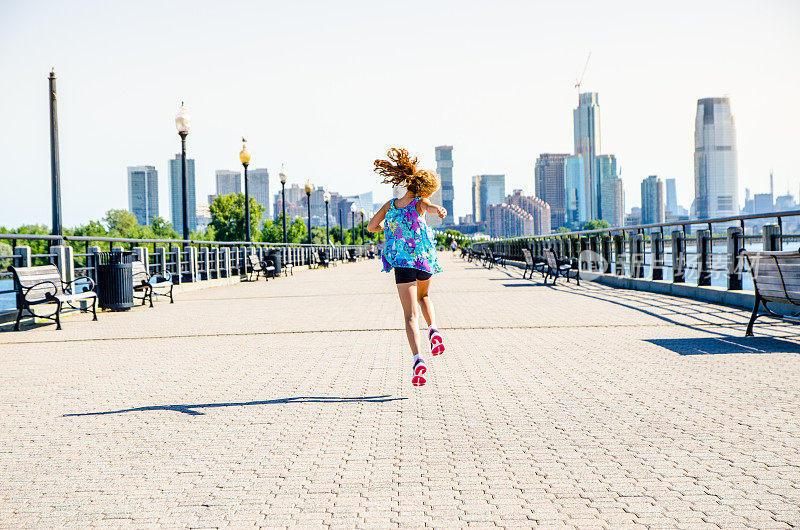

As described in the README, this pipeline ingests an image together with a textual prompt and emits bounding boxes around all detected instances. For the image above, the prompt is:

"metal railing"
[471,209,800,292]
[0,234,371,315]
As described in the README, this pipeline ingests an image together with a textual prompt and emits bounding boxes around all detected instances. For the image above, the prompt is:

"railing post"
[600,236,611,274]
[211,247,220,279]
[651,231,664,281]
[221,247,231,278]
[12,245,31,268]
[111,245,124,253]
[588,236,598,271]
[86,246,101,285]
[613,234,625,275]
[154,247,167,274]
[672,230,685,283]
[173,246,183,285]
[186,246,198,282]
[763,224,780,251]
[50,245,74,284]
[629,232,644,278]
[198,247,209,280]
[133,246,149,267]
[696,229,711,286]
[726,226,743,290]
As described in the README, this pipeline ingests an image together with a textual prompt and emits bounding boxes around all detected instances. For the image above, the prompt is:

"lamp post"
[305,180,313,246]
[239,138,251,243]
[175,102,191,242]
[360,209,366,246]
[48,70,63,244]
[323,191,331,245]
[350,203,357,245]
[337,205,343,244]
[279,164,287,244]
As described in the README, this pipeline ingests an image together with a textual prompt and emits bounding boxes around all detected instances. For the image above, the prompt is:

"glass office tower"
[534,153,569,230]
[573,92,600,219]
[565,155,587,226]
[435,145,454,226]
[127,165,159,226]
[169,154,197,235]
[694,97,739,218]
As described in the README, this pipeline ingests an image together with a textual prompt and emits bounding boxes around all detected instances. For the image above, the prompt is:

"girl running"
[367,148,447,387]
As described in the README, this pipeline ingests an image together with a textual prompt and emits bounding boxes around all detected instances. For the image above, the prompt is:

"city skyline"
[1,1,799,228]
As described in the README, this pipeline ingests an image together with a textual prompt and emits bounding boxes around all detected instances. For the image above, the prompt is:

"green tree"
[0,241,12,269]
[287,216,307,243]
[582,219,610,231]
[4,224,50,255]
[261,216,286,243]
[209,193,264,242]
[149,216,179,239]
[104,209,141,237]
[556,226,571,233]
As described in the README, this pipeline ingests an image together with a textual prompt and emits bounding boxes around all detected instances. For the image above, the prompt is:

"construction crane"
[574,52,592,96]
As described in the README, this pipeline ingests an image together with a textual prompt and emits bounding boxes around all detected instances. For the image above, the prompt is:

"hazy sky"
[1,0,799,227]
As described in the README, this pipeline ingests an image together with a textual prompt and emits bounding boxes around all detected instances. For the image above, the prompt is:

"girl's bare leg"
[416,278,436,328]
[396,281,420,356]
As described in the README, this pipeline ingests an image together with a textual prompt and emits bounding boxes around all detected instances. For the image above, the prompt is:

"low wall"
[499,258,761,312]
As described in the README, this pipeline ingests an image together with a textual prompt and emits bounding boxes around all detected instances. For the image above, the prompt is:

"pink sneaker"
[429,327,445,356]
[412,357,427,387]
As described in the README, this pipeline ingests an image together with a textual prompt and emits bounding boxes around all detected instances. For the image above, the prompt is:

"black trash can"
[267,248,282,276]
[96,251,135,311]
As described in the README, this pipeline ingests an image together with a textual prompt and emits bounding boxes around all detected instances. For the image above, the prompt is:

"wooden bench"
[317,249,333,268]
[247,254,276,281]
[487,249,504,269]
[131,260,174,307]
[741,250,800,336]
[7,264,97,330]
[520,249,546,280]
[544,248,580,286]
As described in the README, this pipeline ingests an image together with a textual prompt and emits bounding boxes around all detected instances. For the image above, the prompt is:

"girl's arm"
[367,201,391,233]
[417,198,447,219]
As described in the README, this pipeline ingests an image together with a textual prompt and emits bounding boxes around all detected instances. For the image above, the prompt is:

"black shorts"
[394,267,433,284]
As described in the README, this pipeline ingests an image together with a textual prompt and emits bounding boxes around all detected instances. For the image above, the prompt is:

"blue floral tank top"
[381,198,442,274]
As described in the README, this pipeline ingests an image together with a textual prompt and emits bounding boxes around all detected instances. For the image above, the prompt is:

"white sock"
[428,324,439,332]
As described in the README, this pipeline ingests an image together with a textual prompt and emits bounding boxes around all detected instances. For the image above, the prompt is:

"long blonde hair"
[373,148,440,198]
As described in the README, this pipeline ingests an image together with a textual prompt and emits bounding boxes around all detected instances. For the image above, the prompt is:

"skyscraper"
[574,92,600,219]
[601,176,625,227]
[127,165,159,226]
[169,154,197,235]
[470,174,505,223]
[215,170,241,196]
[641,175,665,224]
[565,155,587,226]
[534,153,569,229]
[248,168,270,217]
[665,178,678,216]
[595,154,617,218]
[435,146,454,226]
[471,175,482,222]
[486,203,535,238]
[694,97,739,218]
[506,190,551,235]
[481,175,505,219]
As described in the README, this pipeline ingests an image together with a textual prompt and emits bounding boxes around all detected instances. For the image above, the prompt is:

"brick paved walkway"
[1,255,799,528]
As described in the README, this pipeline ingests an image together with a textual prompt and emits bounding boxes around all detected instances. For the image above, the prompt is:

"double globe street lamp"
[323,191,331,245]
[350,203,357,245]
[305,180,313,246]
[175,102,191,242]
[279,164,287,244]
[239,138,252,243]
[360,209,366,245]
